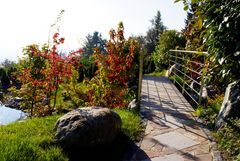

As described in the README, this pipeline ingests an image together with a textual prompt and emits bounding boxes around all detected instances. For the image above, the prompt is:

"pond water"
[0,104,27,125]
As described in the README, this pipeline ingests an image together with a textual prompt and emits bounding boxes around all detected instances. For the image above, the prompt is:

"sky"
[0,0,186,62]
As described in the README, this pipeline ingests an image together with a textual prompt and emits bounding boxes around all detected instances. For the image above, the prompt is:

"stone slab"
[142,154,184,161]
[154,131,199,150]
[156,115,184,129]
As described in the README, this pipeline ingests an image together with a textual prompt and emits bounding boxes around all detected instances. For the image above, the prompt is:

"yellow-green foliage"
[208,94,224,112]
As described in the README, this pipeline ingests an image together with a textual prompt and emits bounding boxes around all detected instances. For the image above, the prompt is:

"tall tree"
[144,11,166,73]
[145,11,166,54]
[152,30,186,71]
[79,31,107,80]
[83,31,106,57]
[1,59,16,70]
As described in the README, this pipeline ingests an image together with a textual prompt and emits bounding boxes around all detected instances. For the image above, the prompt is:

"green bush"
[193,94,240,160]
[169,75,184,86]
[195,106,217,129]
[207,94,223,112]
[194,94,224,128]
[214,118,240,161]
[152,30,185,71]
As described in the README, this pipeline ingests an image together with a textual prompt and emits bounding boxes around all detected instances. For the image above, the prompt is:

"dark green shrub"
[214,118,240,161]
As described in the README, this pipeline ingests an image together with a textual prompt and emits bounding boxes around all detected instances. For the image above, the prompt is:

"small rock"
[54,106,121,149]
[128,99,138,111]
[5,97,22,109]
[14,97,22,102]
[165,64,178,77]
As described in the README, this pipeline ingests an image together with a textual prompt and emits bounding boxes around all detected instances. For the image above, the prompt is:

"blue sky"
[0,0,186,62]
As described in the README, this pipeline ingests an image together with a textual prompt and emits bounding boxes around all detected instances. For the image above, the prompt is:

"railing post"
[181,52,186,94]
[137,48,144,109]
[173,51,177,84]
[198,54,206,105]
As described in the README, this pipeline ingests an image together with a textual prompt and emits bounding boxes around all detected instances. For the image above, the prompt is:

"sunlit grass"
[146,69,167,77]
[0,115,68,161]
[0,108,142,161]
[113,108,142,141]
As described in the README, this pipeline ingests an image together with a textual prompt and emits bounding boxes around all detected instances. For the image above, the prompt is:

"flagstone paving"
[131,76,216,161]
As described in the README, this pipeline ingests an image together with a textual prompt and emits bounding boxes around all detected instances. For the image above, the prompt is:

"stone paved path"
[131,76,214,161]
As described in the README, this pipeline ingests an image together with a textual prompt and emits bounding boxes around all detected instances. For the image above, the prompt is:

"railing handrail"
[169,54,206,67]
[169,49,208,55]
[168,49,208,106]
[169,59,203,76]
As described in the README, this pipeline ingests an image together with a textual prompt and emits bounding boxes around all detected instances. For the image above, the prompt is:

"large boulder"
[215,80,240,129]
[54,107,121,149]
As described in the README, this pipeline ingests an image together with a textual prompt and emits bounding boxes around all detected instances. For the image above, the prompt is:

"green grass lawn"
[146,69,167,77]
[113,109,142,142]
[0,115,68,161]
[0,109,142,161]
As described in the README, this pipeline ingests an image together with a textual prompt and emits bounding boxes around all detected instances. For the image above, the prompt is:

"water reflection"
[0,104,27,125]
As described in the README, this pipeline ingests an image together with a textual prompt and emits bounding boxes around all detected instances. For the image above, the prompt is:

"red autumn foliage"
[87,22,139,108]
[18,32,83,116]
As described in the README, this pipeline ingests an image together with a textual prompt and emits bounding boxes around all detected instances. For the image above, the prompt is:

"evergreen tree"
[83,31,106,57]
[144,11,166,73]
[145,11,166,54]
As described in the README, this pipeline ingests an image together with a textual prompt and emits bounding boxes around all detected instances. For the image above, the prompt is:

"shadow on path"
[132,75,214,161]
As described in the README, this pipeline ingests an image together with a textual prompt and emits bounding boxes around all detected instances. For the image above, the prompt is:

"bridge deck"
[132,76,214,161]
